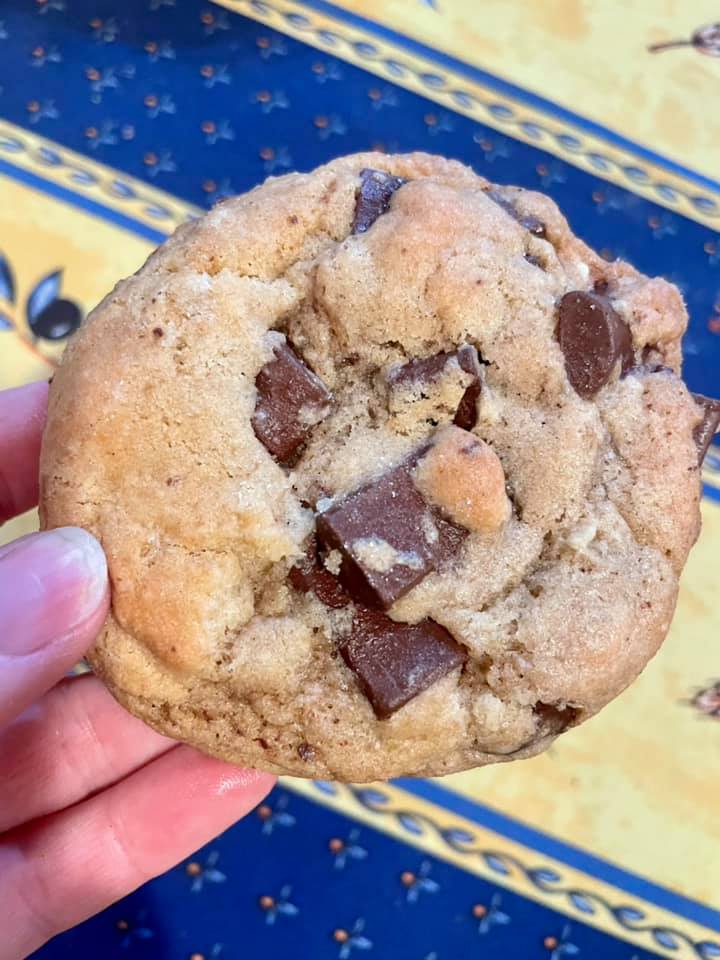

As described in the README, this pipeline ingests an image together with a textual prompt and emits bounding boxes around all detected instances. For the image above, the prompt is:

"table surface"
[0,2,718,958]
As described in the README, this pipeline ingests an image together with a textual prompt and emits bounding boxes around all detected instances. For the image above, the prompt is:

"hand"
[0,382,275,959]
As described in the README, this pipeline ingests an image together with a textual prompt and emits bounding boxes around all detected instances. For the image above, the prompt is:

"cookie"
[40,152,711,782]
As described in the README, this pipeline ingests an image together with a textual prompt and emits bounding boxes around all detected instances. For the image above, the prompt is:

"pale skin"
[0,381,276,959]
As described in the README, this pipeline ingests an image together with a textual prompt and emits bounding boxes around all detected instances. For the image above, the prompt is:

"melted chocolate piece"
[340,607,467,719]
[353,168,406,234]
[533,702,579,737]
[387,343,482,430]
[296,741,316,762]
[288,538,350,609]
[557,291,634,398]
[487,190,547,238]
[453,345,483,430]
[287,529,467,718]
[521,215,547,238]
[622,362,673,378]
[252,341,332,463]
[691,393,720,464]
[316,459,468,610]
[491,703,580,757]
[387,351,452,387]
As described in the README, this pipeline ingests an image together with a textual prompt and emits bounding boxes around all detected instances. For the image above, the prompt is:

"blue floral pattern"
[258,884,300,925]
[329,829,368,870]
[31,786,673,960]
[186,851,227,893]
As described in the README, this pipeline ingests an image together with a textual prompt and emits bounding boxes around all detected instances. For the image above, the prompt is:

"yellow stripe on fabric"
[0,171,157,386]
[0,119,198,238]
[215,0,720,229]
[284,777,719,959]
[325,0,720,188]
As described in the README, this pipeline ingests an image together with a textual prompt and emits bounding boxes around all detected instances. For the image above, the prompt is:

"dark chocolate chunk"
[533,702,579,738]
[340,607,467,718]
[691,393,720,464]
[487,190,547,239]
[288,538,350,609]
[521,215,547,238]
[252,341,332,463]
[494,703,579,757]
[622,362,673,378]
[316,459,468,610]
[353,168,406,234]
[387,343,482,430]
[557,291,634,398]
[453,344,483,430]
[524,252,545,270]
[297,741,316,761]
[387,351,453,387]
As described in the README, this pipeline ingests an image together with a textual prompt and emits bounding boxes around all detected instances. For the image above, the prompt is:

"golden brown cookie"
[40,152,708,781]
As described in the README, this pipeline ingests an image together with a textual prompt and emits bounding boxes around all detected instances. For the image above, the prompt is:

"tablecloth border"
[398,778,720,933]
[214,0,720,230]
[293,0,720,195]
[286,779,720,956]
[0,119,198,240]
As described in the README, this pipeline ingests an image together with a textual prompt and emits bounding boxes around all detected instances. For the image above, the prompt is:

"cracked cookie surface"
[40,152,706,781]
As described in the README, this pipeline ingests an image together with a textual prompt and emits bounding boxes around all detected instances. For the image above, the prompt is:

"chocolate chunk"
[340,607,466,718]
[288,538,350,609]
[453,345,483,430]
[316,459,468,610]
[691,393,720,464]
[495,703,579,757]
[623,362,673,378]
[387,352,452,387]
[353,168,406,234]
[387,343,482,430]
[557,291,634,398]
[534,702,579,737]
[521,215,547,238]
[487,190,547,238]
[252,341,332,463]
[297,741,316,762]
[524,252,545,270]
[290,512,467,716]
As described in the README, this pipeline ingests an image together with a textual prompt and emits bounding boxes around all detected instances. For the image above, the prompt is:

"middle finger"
[0,673,174,834]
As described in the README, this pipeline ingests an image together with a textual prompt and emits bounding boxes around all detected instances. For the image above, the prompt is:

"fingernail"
[0,527,108,655]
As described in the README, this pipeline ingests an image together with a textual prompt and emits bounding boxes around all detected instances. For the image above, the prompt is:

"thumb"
[0,527,109,726]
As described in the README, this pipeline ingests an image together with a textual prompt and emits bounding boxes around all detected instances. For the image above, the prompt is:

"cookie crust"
[40,153,702,781]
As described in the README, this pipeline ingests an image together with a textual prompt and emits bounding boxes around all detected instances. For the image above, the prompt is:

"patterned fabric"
[0,2,717,957]
[34,785,671,960]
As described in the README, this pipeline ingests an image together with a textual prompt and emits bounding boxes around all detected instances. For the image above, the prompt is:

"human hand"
[0,381,276,959]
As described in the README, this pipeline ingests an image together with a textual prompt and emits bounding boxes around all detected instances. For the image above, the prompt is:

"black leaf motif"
[26,269,62,323]
[29,299,83,341]
[648,22,720,56]
[25,268,82,341]
[0,253,15,304]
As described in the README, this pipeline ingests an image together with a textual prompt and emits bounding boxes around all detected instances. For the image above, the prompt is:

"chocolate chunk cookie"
[41,152,710,781]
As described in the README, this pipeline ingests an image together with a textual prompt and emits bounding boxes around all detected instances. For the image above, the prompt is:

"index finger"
[0,381,49,525]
